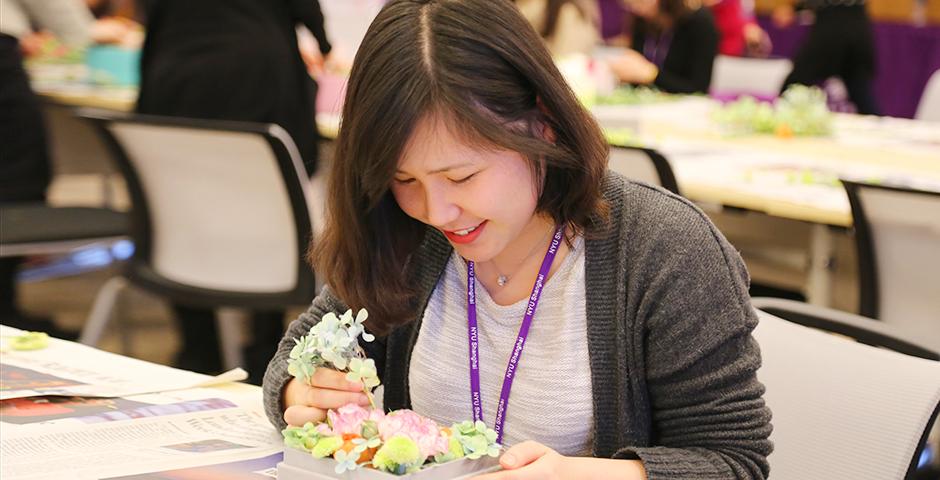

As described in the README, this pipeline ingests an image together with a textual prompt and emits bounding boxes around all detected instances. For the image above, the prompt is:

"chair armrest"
[751,297,940,361]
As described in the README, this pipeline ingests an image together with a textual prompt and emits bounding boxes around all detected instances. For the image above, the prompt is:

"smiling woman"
[263,1,772,479]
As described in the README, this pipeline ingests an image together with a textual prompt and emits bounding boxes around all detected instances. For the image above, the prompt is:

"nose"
[423,183,460,228]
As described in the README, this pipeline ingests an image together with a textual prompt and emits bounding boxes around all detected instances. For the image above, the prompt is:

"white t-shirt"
[409,236,594,456]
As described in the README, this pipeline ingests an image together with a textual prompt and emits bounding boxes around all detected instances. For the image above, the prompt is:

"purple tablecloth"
[757,17,940,119]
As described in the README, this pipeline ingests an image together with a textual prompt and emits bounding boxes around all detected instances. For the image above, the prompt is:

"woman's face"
[623,0,659,19]
[390,113,541,263]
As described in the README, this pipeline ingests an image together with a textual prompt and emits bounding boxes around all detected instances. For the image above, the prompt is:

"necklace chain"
[489,225,556,288]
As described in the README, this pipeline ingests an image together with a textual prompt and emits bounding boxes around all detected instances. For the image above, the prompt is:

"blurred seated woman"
[514,0,600,57]
[609,0,718,94]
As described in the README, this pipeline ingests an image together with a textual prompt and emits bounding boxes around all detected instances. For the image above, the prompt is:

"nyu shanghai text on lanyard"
[466,225,565,445]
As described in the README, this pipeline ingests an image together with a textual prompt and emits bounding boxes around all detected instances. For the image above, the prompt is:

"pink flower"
[377,410,449,458]
[323,403,386,436]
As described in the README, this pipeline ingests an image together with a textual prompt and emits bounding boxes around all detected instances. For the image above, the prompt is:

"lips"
[443,220,487,245]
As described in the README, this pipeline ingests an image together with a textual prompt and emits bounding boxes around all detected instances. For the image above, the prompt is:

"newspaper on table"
[1,388,282,480]
[0,325,247,400]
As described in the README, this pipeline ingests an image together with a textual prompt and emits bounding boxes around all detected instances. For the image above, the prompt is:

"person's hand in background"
[607,49,658,85]
[744,22,772,57]
[90,17,143,47]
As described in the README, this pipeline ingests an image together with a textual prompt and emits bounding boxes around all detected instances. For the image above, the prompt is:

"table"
[592,96,940,305]
[0,325,283,480]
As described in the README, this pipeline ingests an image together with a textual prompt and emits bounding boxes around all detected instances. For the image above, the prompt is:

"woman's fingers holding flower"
[311,367,364,391]
[284,404,327,426]
[304,387,371,410]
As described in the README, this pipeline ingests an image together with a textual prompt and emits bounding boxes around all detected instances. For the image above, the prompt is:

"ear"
[540,121,557,144]
[534,96,557,144]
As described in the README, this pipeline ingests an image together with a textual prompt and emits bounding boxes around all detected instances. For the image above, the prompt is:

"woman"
[514,0,601,57]
[610,0,719,94]
[775,0,879,115]
[263,0,771,478]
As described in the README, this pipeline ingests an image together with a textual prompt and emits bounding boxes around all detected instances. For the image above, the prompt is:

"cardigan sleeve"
[614,190,772,479]
[261,286,387,430]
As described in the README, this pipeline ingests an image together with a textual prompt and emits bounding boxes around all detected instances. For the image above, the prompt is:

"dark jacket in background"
[632,8,719,95]
[136,0,331,174]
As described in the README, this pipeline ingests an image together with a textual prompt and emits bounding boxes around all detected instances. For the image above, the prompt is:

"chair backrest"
[607,146,680,195]
[842,180,940,353]
[710,55,793,99]
[751,305,940,480]
[916,68,940,122]
[81,111,317,308]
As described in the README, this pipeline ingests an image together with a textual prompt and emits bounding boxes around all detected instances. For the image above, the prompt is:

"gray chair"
[710,55,793,99]
[751,297,940,480]
[78,111,319,370]
[608,146,680,195]
[842,180,940,353]
[915,68,940,122]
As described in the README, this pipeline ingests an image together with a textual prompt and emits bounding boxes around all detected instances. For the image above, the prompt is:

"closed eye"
[393,177,416,185]
[451,172,477,184]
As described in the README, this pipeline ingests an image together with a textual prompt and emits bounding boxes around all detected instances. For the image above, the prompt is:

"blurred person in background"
[774,0,879,115]
[609,0,719,94]
[705,0,771,57]
[1,0,131,338]
[514,0,602,57]
[135,0,331,383]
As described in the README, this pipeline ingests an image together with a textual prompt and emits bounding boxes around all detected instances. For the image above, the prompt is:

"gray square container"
[277,446,502,480]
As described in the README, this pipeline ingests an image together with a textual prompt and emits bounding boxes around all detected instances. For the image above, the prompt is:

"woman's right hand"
[282,368,371,426]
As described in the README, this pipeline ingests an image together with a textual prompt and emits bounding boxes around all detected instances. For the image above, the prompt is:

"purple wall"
[757,17,940,118]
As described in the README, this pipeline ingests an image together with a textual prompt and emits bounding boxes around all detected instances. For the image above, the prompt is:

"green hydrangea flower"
[286,309,380,408]
[433,436,466,463]
[371,435,422,474]
[333,449,360,474]
[451,421,500,460]
[311,436,344,458]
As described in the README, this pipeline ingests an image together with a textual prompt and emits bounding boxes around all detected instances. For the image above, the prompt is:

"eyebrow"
[396,161,475,176]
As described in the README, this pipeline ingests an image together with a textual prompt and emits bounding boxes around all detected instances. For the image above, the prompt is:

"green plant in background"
[596,85,673,106]
[713,85,832,137]
[775,85,832,136]
[603,127,644,148]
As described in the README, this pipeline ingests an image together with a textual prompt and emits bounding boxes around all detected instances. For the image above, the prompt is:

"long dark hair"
[311,0,609,334]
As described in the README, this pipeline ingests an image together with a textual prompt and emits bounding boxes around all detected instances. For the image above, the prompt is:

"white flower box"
[277,446,502,480]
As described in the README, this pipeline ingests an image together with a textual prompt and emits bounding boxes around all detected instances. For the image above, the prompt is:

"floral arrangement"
[283,309,500,475]
[596,85,674,106]
[713,85,833,137]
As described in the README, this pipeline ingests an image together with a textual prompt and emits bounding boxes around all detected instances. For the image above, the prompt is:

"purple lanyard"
[642,30,673,68]
[466,225,565,444]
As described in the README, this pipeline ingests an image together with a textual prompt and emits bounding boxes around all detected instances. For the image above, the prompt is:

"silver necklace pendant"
[497,275,509,287]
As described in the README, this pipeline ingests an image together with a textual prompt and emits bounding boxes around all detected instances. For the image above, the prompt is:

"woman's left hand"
[470,441,571,480]
[470,441,648,480]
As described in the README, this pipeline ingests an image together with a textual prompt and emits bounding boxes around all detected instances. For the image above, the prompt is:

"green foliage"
[713,85,832,137]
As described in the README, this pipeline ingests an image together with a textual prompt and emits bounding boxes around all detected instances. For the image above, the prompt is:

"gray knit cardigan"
[263,173,773,479]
